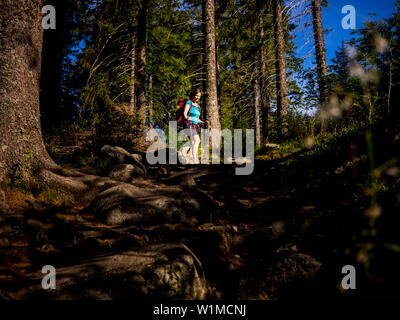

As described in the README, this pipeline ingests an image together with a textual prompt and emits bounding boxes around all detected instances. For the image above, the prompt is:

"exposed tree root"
[37,164,120,204]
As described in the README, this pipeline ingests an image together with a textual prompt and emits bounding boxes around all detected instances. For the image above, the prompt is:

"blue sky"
[299,0,398,68]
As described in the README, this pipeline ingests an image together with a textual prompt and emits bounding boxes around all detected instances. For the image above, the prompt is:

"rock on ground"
[236,248,322,300]
[90,183,209,226]
[109,163,145,182]
[14,243,209,300]
[101,145,146,175]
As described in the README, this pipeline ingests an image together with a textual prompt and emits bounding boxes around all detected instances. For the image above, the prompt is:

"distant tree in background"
[258,4,271,144]
[311,0,329,131]
[272,0,289,140]
[135,0,147,148]
[130,30,136,114]
[203,0,221,131]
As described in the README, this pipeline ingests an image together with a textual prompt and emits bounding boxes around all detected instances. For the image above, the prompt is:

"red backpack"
[176,98,193,129]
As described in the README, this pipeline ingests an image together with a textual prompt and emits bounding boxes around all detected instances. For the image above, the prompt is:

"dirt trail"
[0,157,336,299]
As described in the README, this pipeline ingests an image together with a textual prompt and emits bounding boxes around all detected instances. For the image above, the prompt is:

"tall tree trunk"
[136,0,147,147]
[272,0,289,139]
[259,13,269,143]
[311,0,329,130]
[254,75,261,148]
[0,0,54,182]
[202,0,221,131]
[216,44,222,125]
[130,31,136,114]
[262,95,271,142]
[148,74,153,129]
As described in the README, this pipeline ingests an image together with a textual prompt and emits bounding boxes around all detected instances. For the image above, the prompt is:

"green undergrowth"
[1,178,60,203]
[254,122,400,296]
[255,125,361,169]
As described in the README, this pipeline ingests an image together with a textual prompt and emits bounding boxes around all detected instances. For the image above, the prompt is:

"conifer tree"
[311,0,329,130]
[203,0,221,131]
[136,0,148,147]
[272,0,289,139]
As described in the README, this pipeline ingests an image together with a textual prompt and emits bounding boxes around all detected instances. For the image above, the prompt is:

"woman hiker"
[183,88,207,164]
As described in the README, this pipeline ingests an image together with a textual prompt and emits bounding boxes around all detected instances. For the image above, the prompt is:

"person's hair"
[189,87,202,100]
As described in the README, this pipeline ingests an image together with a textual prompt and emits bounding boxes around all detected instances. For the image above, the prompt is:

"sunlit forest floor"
[1,121,400,299]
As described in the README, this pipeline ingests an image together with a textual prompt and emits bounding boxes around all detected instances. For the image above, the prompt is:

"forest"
[0,0,400,301]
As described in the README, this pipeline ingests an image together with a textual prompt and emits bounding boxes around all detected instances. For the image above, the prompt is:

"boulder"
[236,248,322,300]
[15,243,209,300]
[90,183,208,226]
[109,163,145,182]
[261,250,322,297]
[146,223,277,280]
[101,145,146,175]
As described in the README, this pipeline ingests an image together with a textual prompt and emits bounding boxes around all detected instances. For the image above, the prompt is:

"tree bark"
[272,0,289,139]
[254,75,261,148]
[130,31,136,114]
[148,74,153,129]
[136,0,147,147]
[259,13,270,143]
[0,0,55,182]
[311,0,329,130]
[202,0,221,131]
[216,44,222,125]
